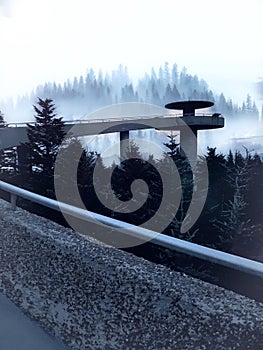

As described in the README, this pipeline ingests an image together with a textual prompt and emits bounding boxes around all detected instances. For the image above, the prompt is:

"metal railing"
[0,180,262,278]
[4,113,222,128]
[5,115,166,128]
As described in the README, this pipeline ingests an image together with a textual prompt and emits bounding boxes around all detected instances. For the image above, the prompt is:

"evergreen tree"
[163,84,175,105]
[109,140,162,226]
[0,111,17,177]
[218,93,227,114]
[158,133,194,238]
[121,83,137,102]
[55,137,101,208]
[0,147,17,176]
[163,133,179,158]
[252,101,259,120]
[172,84,181,101]
[171,63,179,86]
[0,110,6,128]
[192,147,228,248]
[212,150,251,252]
[22,98,66,196]
[2,61,257,121]
[246,94,252,111]
[163,61,171,86]
[239,94,259,119]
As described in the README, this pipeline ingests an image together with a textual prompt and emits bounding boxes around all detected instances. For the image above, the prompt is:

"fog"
[79,119,263,167]
[0,59,262,164]
[0,0,13,17]
[199,119,263,157]
[0,0,262,104]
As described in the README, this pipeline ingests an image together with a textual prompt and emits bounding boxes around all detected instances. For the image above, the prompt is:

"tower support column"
[180,127,198,167]
[120,130,129,159]
[17,144,27,170]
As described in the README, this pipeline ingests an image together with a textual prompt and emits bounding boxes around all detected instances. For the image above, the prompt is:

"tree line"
[1,97,263,300]
[0,62,260,121]
[0,98,262,265]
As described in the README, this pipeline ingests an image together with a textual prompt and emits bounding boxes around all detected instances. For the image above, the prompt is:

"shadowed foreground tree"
[160,133,193,238]
[21,98,65,197]
[109,140,163,225]
[55,136,102,209]
[0,111,17,177]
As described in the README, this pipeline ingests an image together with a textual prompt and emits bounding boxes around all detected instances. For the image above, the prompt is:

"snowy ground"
[0,293,69,350]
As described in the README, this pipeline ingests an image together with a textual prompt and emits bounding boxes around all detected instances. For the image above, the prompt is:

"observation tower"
[164,100,224,163]
[0,100,224,166]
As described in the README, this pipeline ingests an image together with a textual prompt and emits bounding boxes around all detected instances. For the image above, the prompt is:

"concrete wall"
[0,198,262,350]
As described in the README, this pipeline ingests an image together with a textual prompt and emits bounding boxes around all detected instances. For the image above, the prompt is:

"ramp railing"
[0,180,262,278]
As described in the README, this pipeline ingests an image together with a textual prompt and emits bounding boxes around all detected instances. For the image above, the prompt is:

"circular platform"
[165,100,214,111]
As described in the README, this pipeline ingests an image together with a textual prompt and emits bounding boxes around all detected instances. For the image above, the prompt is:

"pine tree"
[163,62,171,86]
[22,98,66,196]
[246,94,252,111]
[171,63,178,86]
[252,101,259,120]
[0,111,16,176]
[163,84,175,105]
[218,93,227,114]
[55,137,100,207]
[1,147,17,175]
[160,134,193,238]
[213,150,251,251]
[194,147,229,248]
[163,133,179,158]
[0,110,6,128]
[108,140,162,226]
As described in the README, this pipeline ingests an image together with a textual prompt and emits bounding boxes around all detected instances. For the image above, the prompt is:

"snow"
[0,293,69,350]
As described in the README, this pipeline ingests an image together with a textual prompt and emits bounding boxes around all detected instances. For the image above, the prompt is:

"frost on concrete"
[0,198,262,350]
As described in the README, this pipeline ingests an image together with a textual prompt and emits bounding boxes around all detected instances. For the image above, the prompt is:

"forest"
[0,63,262,299]
[0,97,262,264]
[0,62,260,121]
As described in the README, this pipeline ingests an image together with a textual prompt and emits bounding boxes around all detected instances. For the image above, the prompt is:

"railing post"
[10,193,17,211]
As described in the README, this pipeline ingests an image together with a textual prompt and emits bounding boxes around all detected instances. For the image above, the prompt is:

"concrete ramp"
[0,199,262,349]
[0,126,28,149]
[0,114,224,150]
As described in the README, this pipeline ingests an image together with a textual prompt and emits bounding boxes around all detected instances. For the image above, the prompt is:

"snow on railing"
[0,180,262,278]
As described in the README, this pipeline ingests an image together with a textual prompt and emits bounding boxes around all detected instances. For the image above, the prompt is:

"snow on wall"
[0,198,262,350]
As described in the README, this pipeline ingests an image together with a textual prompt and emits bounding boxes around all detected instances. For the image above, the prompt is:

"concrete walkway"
[0,293,69,350]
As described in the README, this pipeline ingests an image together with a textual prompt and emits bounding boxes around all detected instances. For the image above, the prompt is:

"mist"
[1,63,260,122]
[1,63,262,163]
[81,120,263,168]
[0,0,13,17]
[199,119,263,158]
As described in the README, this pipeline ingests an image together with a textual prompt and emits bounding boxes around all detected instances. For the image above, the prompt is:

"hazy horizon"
[1,0,262,157]
[0,0,262,108]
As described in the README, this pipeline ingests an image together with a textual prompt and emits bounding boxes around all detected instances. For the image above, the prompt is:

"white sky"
[0,0,262,105]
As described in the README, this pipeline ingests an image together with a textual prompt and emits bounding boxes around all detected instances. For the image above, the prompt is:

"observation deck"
[164,100,224,130]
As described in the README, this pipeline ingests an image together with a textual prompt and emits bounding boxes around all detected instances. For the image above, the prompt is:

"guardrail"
[0,180,262,278]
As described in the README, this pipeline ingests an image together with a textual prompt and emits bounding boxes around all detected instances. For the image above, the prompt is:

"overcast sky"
[0,0,262,105]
